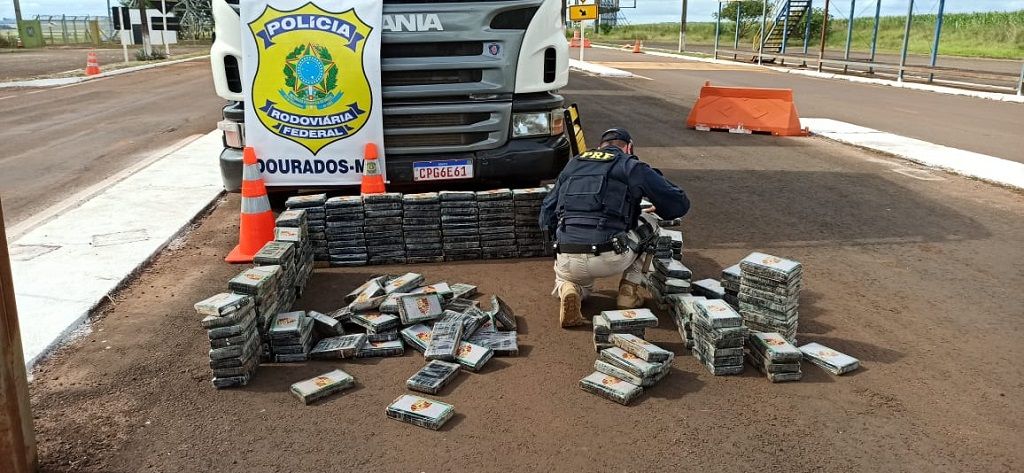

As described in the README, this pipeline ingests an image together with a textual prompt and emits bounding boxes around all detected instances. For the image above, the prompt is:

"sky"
[1,0,1023,23]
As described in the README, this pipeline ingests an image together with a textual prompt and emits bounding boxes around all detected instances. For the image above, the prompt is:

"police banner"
[241,0,384,186]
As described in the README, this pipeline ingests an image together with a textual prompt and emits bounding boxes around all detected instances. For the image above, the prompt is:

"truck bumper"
[385,135,570,186]
[217,135,570,192]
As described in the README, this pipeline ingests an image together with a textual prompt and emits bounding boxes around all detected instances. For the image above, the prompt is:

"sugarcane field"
[1,1,1023,472]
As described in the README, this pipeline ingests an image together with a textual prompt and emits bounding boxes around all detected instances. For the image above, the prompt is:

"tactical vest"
[555,146,639,235]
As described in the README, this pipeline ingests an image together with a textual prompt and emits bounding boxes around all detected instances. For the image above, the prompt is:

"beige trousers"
[552,249,644,299]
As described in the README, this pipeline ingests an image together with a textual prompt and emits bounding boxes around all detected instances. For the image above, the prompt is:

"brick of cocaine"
[610,333,673,362]
[653,258,692,279]
[739,252,803,282]
[466,329,518,356]
[424,319,463,361]
[308,310,345,337]
[452,341,493,371]
[407,282,453,300]
[383,272,425,294]
[195,292,251,318]
[748,332,802,363]
[398,293,445,325]
[290,369,355,405]
[351,312,400,333]
[346,276,389,303]
[285,193,327,208]
[799,342,859,375]
[692,279,726,299]
[599,308,659,330]
[484,295,517,330]
[367,329,399,342]
[400,323,433,353]
[693,299,743,328]
[598,347,669,378]
[449,283,478,300]
[386,394,455,431]
[406,360,461,395]
[579,371,642,406]
[357,340,406,358]
[310,334,367,359]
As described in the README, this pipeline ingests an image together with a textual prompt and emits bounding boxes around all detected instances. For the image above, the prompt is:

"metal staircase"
[759,0,811,54]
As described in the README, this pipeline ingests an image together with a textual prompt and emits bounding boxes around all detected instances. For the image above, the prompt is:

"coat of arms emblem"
[248,2,373,154]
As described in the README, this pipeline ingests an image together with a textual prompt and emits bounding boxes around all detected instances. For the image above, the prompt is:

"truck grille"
[385,112,490,128]
[385,133,490,148]
[382,42,482,58]
[382,70,482,87]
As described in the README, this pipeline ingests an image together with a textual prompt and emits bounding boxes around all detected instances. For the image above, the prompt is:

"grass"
[584,10,1024,60]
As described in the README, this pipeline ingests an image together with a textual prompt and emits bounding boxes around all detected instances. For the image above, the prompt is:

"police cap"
[601,128,632,144]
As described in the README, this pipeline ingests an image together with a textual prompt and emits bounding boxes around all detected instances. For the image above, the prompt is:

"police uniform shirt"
[539,146,690,245]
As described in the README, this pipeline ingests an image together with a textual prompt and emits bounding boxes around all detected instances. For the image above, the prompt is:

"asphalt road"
[580,47,1023,162]
[0,59,222,228]
[25,69,1024,471]
[0,45,211,81]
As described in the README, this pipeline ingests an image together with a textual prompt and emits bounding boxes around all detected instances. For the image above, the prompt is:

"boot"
[558,283,586,328]
[616,279,644,309]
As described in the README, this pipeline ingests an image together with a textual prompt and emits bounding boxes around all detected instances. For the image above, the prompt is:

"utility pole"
[138,0,153,56]
[677,0,687,53]
[0,200,38,473]
[12,0,22,23]
[817,0,831,72]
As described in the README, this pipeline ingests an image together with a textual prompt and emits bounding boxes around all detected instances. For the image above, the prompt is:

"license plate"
[412,159,474,182]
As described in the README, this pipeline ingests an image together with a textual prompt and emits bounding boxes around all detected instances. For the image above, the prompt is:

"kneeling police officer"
[539,128,690,327]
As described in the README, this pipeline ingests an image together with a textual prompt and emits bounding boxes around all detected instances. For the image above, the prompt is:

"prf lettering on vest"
[579,150,615,161]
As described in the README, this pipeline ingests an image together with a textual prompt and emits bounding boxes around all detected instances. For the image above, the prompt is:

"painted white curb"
[803,118,1024,190]
[0,54,211,89]
[593,45,1024,104]
[10,130,225,367]
[569,58,635,78]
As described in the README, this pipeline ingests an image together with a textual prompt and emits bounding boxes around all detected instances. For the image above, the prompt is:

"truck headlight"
[512,112,550,138]
[217,119,245,149]
[512,109,565,138]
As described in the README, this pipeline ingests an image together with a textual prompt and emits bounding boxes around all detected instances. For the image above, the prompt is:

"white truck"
[210,0,571,191]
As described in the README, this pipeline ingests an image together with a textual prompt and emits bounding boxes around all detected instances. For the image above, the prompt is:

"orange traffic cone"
[632,39,642,54]
[570,29,581,48]
[85,51,101,76]
[225,147,276,263]
[360,142,386,195]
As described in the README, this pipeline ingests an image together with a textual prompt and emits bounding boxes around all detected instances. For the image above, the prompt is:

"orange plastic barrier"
[225,147,276,263]
[360,142,386,195]
[85,51,101,76]
[685,81,808,136]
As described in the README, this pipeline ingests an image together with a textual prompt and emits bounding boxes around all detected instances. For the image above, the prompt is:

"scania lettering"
[211,0,571,191]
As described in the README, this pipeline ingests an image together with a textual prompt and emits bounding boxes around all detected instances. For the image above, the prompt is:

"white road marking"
[804,118,1024,190]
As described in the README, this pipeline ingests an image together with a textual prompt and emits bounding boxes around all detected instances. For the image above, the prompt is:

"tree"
[715,0,773,39]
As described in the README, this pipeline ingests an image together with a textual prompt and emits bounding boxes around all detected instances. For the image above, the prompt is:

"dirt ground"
[0,45,209,81]
[25,72,1024,471]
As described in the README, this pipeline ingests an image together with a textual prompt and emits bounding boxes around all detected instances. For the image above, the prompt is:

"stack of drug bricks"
[253,241,297,314]
[721,264,741,309]
[268,311,315,362]
[512,187,551,257]
[668,294,705,349]
[738,252,802,343]
[196,293,261,388]
[476,189,518,259]
[402,192,443,263]
[691,299,748,375]
[274,209,314,294]
[648,255,693,310]
[324,196,367,267]
[592,308,656,351]
[439,191,481,261]
[285,193,328,261]
[747,332,803,382]
[364,192,406,265]
[582,309,672,405]
[228,264,284,359]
